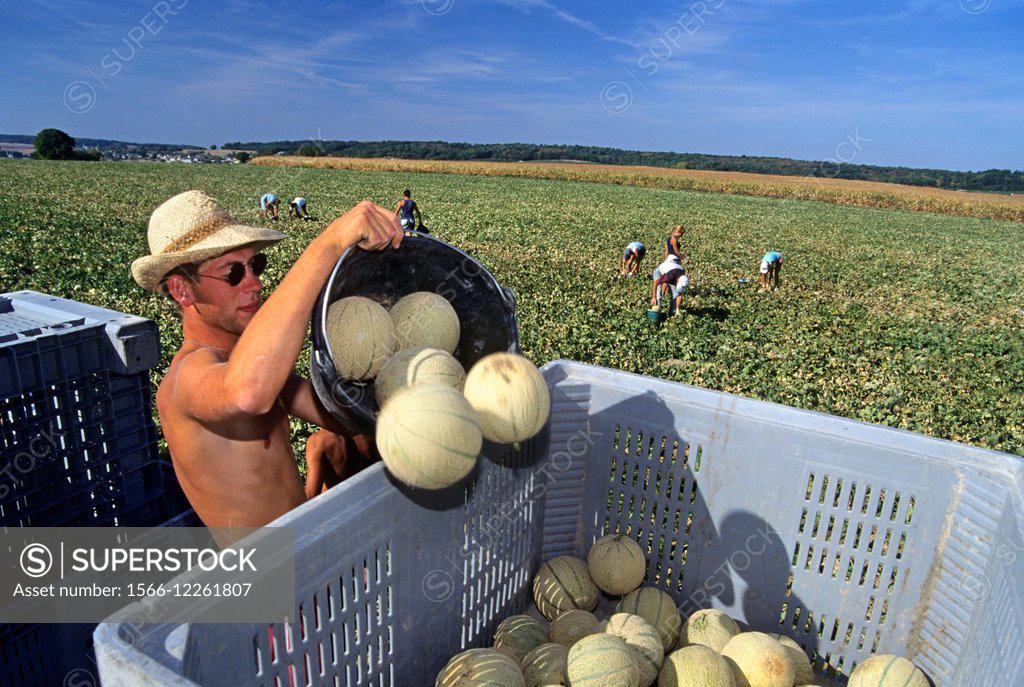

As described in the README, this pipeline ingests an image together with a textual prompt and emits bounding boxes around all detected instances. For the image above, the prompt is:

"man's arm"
[280,373,351,435]
[414,204,422,223]
[174,201,402,423]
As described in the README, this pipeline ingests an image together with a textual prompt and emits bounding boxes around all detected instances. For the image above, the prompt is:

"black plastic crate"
[1,292,190,686]
[1,291,164,528]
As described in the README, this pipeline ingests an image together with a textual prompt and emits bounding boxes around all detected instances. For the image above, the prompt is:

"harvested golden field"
[254,155,1024,222]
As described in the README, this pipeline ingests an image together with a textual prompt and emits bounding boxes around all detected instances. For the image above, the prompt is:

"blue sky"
[1,0,1022,170]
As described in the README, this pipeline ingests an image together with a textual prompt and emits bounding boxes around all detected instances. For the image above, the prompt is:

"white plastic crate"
[95,361,1024,686]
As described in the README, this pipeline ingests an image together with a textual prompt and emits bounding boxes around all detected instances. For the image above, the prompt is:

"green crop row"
[1,159,1021,459]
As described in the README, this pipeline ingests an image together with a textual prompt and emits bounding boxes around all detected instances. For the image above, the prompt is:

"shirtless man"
[131,190,402,537]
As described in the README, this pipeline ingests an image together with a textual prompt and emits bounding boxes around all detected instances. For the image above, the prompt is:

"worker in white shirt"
[288,197,310,220]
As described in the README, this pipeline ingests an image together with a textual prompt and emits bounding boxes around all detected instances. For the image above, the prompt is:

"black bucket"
[310,232,520,434]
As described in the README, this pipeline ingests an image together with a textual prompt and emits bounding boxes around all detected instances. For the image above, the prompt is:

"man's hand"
[323,200,403,253]
[304,429,348,499]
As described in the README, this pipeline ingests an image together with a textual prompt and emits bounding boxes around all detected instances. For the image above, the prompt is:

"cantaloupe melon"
[533,556,599,621]
[767,634,814,685]
[375,346,466,407]
[679,609,740,652]
[463,353,550,443]
[658,645,736,687]
[587,533,647,596]
[848,655,929,687]
[615,588,682,651]
[436,647,526,687]
[548,609,600,647]
[326,296,395,380]
[720,632,794,687]
[605,613,665,687]
[521,643,569,687]
[493,615,549,666]
[390,291,460,354]
[567,634,640,687]
[376,385,481,489]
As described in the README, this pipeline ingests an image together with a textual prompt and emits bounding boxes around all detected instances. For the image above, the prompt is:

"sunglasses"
[195,253,268,287]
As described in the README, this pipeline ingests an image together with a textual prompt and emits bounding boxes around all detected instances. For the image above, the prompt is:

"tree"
[296,144,322,157]
[34,128,75,160]
[210,144,217,150]
[235,151,251,164]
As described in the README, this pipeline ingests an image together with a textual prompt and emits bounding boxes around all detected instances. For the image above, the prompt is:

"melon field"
[1,159,1022,457]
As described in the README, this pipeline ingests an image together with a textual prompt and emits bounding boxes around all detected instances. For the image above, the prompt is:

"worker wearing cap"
[650,254,690,316]
[760,250,783,290]
[131,191,402,541]
[289,196,310,219]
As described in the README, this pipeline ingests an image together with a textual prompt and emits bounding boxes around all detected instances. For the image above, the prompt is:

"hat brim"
[132,223,286,292]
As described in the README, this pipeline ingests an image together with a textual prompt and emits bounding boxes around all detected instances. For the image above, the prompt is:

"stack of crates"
[0,291,194,686]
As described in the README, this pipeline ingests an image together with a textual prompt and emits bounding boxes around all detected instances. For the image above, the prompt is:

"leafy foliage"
[34,128,75,160]
[1,159,1021,460]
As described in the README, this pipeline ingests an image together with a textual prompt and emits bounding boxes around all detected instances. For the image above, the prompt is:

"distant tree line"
[221,139,1024,193]
[1,132,196,156]
[32,129,101,161]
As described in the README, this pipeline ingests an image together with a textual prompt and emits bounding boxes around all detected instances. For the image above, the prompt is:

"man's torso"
[156,348,306,530]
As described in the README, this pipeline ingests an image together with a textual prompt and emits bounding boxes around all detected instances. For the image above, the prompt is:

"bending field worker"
[650,254,690,316]
[289,196,310,219]
[621,241,646,277]
[761,250,783,290]
[131,191,402,542]
[259,192,280,220]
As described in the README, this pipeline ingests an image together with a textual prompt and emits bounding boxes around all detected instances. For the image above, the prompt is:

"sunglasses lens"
[226,263,246,286]
[251,253,268,276]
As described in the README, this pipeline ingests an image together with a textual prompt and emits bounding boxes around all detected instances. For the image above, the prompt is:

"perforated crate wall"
[0,291,164,527]
[96,361,1024,687]
[2,292,183,687]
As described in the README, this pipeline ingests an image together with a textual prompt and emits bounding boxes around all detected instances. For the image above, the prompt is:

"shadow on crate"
[585,384,819,674]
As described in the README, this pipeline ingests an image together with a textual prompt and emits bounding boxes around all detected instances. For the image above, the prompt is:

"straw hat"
[131,190,286,292]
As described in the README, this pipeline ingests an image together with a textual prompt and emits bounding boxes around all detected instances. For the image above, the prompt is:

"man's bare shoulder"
[157,347,225,412]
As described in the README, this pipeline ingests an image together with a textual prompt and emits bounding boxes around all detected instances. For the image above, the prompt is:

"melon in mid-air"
[679,609,740,652]
[521,643,569,687]
[375,385,482,489]
[435,647,525,687]
[848,655,929,687]
[390,291,460,354]
[604,613,665,687]
[326,296,395,380]
[375,346,466,407]
[587,533,647,596]
[616,588,682,651]
[532,556,599,621]
[463,353,550,443]
[548,609,600,647]
[720,632,794,687]
[658,645,736,687]
[767,634,814,685]
[493,615,549,666]
[567,634,640,687]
